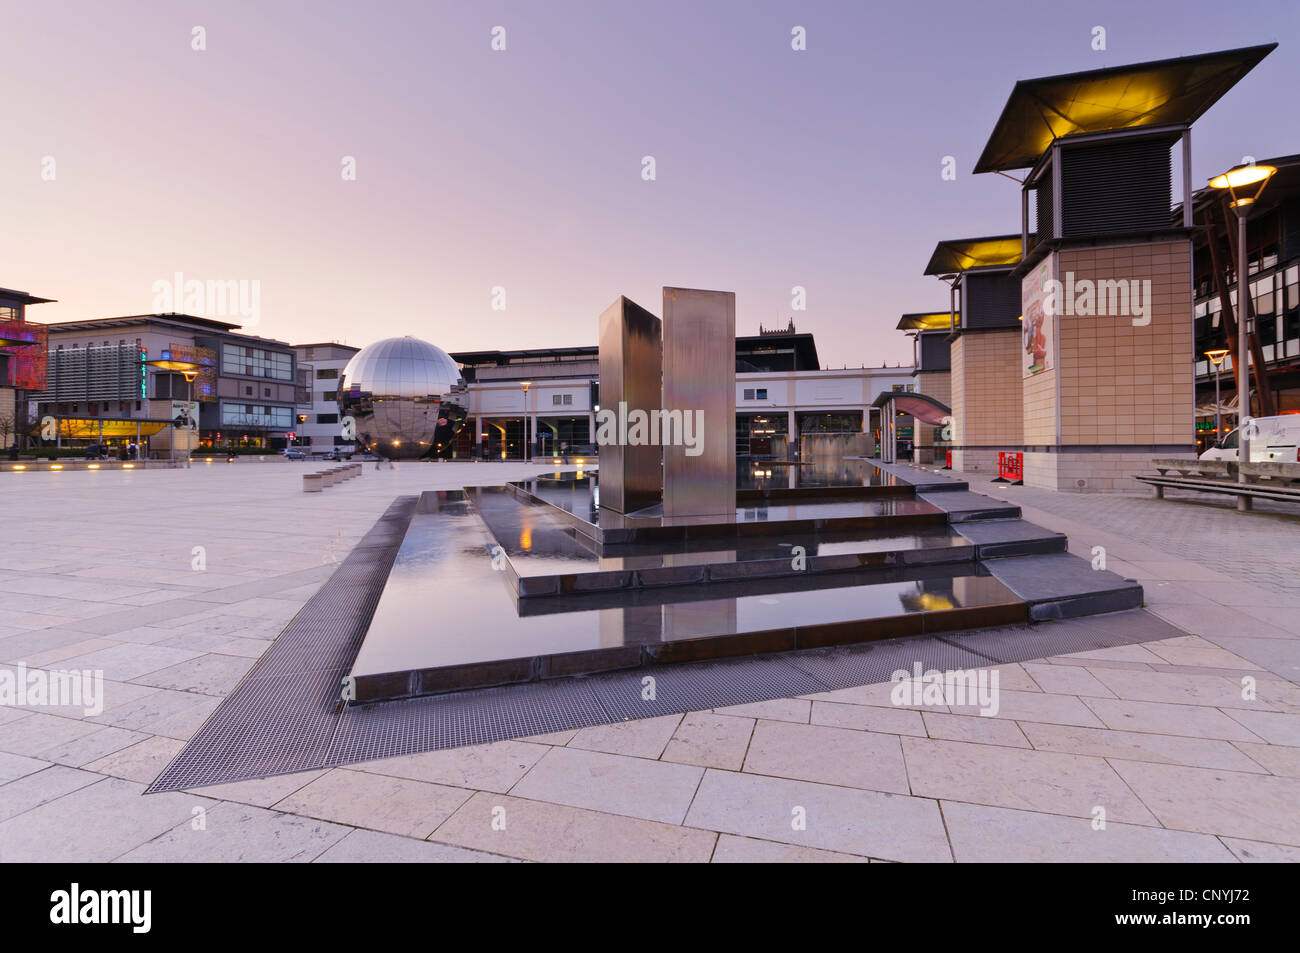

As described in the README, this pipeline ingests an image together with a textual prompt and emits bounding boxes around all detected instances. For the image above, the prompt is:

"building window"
[245,385,253,396]
[323,391,337,402]
[743,389,754,400]
[222,343,292,381]
[221,403,293,429]
[756,388,767,400]
[317,413,338,424]
[316,368,338,380]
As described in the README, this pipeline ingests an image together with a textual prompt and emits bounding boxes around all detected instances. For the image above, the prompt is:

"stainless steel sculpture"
[662,287,735,517]
[338,336,469,460]
[597,297,662,513]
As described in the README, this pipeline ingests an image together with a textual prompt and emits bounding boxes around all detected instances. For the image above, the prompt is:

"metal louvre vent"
[964,272,1022,329]
[40,344,140,402]
[1035,175,1054,240]
[1061,138,1172,237]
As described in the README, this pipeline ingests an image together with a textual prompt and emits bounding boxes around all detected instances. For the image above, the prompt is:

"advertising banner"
[1022,256,1055,378]
[171,400,200,430]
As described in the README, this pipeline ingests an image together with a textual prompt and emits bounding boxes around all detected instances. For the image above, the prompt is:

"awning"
[896,312,959,331]
[974,44,1276,174]
[54,418,172,439]
[871,391,952,426]
[923,235,1026,275]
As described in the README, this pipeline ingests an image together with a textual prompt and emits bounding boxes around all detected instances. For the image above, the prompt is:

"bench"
[1136,469,1300,510]
[303,464,363,492]
[1150,457,1232,478]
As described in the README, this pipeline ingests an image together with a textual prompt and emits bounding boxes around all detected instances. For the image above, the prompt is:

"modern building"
[896,311,955,464]
[923,234,1027,473]
[0,287,54,450]
[448,324,914,460]
[1189,153,1300,452]
[292,342,360,453]
[32,314,299,451]
[941,43,1275,491]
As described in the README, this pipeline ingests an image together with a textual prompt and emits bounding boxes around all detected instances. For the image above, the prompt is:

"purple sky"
[3,0,1296,366]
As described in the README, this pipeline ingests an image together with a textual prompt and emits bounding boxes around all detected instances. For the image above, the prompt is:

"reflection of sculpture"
[338,337,469,460]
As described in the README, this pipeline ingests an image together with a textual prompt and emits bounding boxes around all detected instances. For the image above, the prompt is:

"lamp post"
[1205,348,1229,450]
[145,357,201,470]
[1209,163,1276,502]
[519,381,531,462]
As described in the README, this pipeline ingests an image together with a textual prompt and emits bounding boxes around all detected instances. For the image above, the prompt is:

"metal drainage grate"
[940,610,1187,663]
[788,638,1000,689]
[587,656,829,721]
[327,678,614,765]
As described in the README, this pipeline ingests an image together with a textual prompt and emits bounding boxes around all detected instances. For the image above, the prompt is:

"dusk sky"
[3,0,1297,367]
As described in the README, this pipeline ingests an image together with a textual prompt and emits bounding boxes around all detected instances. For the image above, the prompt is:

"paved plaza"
[1,461,1298,863]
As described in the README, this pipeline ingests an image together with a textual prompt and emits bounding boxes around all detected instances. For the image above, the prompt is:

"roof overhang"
[0,288,57,306]
[923,235,1026,275]
[974,44,1276,174]
[896,312,959,331]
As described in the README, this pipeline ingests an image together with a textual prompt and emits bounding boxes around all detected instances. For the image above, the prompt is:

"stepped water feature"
[345,456,1140,702]
[346,288,1142,703]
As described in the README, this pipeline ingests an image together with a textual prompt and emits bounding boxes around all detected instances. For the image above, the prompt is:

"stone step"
[953,519,1068,557]
[917,489,1022,522]
[983,551,1143,620]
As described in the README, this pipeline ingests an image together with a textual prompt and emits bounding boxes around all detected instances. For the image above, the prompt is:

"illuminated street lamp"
[1209,163,1276,502]
[519,381,532,462]
[146,357,201,469]
[1204,348,1230,447]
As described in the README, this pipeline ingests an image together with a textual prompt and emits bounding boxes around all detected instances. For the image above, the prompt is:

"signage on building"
[171,400,199,430]
[1022,256,1055,378]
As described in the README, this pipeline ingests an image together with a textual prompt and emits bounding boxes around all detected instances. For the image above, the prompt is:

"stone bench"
[303,464,364,491]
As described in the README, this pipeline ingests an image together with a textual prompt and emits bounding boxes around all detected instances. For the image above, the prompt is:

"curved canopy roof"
[923,235,1026,275]
[974,44,1276,174]
[871,391,952,426]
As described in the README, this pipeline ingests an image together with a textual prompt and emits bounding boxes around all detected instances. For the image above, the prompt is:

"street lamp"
[1209,162,1276,500]
[519,381,531,462]
[145,357,201,469]
[1204,348,1229,449]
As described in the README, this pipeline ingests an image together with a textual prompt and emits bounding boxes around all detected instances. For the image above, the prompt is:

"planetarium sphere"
[337,337,469,460]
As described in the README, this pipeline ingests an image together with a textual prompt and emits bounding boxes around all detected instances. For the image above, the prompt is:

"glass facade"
[222,343,292,381]
[221,403,293,429]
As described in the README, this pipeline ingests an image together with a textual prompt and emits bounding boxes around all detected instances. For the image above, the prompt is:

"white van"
[1200,414,1300,464]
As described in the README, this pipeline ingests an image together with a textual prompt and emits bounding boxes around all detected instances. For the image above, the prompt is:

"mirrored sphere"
[338,337,469,460]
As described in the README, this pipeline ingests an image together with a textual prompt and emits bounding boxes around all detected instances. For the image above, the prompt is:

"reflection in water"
[352,503,1020,678]
[736,458,896,491]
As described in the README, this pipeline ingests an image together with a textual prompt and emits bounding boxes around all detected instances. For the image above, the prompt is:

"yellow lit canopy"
[55,418,172,439]
[923,235,1025,275]
[896,312,958,331]
[974,44,1276,174]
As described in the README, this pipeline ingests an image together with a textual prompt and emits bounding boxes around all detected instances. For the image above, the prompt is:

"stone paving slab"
[1,462,1298,862]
